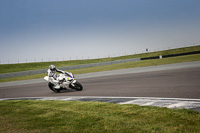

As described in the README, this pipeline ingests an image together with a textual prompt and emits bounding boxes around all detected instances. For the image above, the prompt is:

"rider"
[47,65,66,88]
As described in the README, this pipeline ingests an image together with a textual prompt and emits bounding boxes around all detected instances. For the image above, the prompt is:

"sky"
[0,0,200,64]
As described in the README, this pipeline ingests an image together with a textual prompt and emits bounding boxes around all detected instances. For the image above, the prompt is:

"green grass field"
[0,100,200,132]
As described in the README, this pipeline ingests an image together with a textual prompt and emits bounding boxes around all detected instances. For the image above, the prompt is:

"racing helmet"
[49,65,56,71]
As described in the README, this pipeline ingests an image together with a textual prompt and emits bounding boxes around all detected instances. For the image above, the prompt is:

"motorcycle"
[44,72,83,93]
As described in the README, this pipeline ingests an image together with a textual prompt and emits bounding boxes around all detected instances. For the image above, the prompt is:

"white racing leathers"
[47,68,66,89]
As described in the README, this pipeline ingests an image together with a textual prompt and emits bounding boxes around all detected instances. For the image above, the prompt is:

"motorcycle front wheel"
[48,82,61,93]
[70,81,83,91]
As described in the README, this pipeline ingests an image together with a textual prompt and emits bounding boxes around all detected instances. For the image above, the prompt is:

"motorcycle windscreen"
[65,73,73,78]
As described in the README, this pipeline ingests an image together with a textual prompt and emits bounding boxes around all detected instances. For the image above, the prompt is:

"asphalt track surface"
[0,61,200,99]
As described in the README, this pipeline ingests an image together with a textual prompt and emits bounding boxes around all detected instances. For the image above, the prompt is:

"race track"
[0,62,200,99]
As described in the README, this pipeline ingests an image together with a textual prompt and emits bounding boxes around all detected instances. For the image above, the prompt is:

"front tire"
[48,82,60,93]
[70,81,83,91]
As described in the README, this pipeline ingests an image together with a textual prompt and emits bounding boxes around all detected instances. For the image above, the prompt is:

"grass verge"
[0,100,199,132]
[0,54,200,83]
[0,45,200,74]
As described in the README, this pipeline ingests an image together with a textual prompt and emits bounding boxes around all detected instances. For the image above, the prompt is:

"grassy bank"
[0,45,200,74]
[0,53,200,83]
[0,100,199,132]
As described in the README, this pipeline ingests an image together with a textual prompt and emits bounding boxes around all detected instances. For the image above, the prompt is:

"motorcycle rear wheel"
[48,82,61,93]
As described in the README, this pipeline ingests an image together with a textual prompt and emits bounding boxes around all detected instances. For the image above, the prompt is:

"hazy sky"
[0,0,200,64]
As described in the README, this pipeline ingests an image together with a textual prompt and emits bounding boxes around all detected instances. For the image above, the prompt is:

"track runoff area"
[0,61,200,112]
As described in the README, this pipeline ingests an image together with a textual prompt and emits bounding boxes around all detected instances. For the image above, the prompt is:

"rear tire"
[48,82,60,93]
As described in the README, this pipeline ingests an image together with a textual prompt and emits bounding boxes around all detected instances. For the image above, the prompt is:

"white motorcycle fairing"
[44,72,83,93]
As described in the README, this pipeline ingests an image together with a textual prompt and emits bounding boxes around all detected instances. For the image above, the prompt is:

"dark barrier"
[162,51,200,58]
